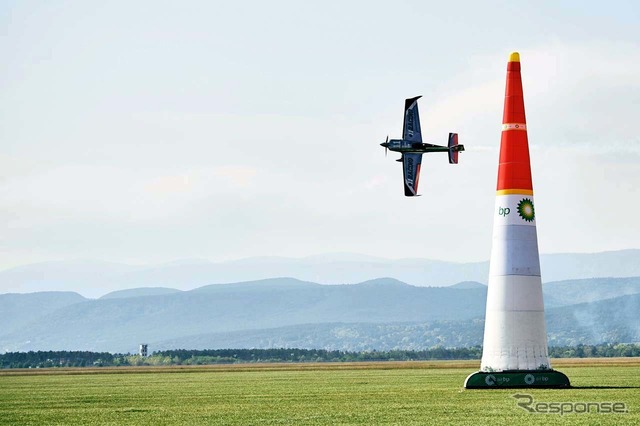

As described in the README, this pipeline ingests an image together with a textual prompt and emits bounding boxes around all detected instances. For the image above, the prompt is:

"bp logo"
[524,374,535,385]
[517,198,535,222]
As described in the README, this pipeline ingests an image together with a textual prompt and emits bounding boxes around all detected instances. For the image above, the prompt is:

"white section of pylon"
[485,275,545,311]
[480,193,552,372]
[481,310,551,371]
[489,225,541,277]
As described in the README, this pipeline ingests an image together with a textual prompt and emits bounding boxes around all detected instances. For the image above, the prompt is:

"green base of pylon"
[464,370,570,389]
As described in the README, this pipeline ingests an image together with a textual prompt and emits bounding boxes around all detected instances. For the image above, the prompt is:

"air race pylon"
[465,52,570,388]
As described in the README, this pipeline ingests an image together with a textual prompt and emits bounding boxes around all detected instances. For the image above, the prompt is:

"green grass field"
[0,359,638,425]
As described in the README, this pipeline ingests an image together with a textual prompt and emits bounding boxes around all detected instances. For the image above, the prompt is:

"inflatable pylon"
[465,52,569,388]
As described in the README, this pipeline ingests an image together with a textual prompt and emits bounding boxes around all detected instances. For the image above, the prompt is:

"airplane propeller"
[384,135,388,157]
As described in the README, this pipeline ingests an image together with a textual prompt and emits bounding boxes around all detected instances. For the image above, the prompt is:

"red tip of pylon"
[496,52,533,192]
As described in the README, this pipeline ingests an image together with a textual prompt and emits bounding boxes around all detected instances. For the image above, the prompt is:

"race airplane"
[380,96,464,196]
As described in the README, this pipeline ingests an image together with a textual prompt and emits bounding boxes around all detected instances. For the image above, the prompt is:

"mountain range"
[3,249,640,298]
[1,275,639,353]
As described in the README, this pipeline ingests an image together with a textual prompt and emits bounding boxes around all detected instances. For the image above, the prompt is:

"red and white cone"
[480,52,550,372]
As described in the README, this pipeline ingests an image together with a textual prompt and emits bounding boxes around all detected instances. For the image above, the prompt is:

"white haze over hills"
[1,249,640,298]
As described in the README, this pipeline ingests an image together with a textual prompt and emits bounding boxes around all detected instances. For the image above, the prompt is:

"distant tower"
[465,52,569,388]
[139,344,148,357]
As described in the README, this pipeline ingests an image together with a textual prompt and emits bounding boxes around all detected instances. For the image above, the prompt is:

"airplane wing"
[402,96,422,143]
[402,153,423,196]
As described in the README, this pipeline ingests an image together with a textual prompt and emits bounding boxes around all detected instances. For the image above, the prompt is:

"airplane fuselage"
[381,139,452,153]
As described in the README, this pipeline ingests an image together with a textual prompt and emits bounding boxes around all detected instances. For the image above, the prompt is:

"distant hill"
[542,276,640,307]
[2,249,640,297]
[0,292,86,335]
[100,287,182,299]
[540,250,640,282]
[0,260,144,297]
[1,275,639,353]
[0,278,487,353]
[153,321,486,352]
[190,277,322,293]
[546,293,640,346]
[158,294,640,351]
[449,281,485,289]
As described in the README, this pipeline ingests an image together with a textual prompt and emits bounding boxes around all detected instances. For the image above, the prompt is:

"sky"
[1,0,639,268]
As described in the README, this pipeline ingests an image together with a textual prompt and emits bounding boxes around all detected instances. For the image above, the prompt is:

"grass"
[0,359,638,425]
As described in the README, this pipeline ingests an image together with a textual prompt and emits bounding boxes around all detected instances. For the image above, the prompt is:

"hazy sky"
[1,1,639,268]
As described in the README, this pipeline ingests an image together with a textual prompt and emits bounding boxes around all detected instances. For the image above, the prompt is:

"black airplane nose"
[381,135,389,148]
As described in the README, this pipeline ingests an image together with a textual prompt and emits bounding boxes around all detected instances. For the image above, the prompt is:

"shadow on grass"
[570,385,640,389]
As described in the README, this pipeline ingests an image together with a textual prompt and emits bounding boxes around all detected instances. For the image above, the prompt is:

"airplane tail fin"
[448,133,462,164]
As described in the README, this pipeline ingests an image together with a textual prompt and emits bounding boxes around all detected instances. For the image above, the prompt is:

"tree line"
[1,344,639,369]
